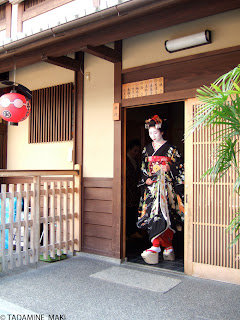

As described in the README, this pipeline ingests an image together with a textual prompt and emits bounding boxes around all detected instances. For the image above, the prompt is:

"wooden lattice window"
[29,83,73,143]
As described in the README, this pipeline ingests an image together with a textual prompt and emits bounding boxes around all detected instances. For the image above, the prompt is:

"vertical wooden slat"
[60,85,63,141]
[36,89,39,142]
[40,88,43,142]
[63,85,66,141]
[46,87,49,142]
[56,85,59,142]
[50,87,53,142]
[30,182,35,263]
[8,184,14,269]
[16,184,22,267]
[43,181,49,260]
[56,181,62,256]
[50,181,55,258]
[69,180,74,252]
[23,183,30,265]
[33,176,40,263]
[63,181,68,254]
[69,83,73,141]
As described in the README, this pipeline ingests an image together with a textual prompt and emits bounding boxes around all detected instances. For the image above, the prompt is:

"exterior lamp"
[0,80,32,126]
[165,30,211,53]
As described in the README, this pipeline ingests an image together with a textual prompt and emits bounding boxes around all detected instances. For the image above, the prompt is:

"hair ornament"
[145,115,162,129]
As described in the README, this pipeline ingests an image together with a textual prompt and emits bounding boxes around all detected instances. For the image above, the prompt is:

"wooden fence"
[0,170,80,272]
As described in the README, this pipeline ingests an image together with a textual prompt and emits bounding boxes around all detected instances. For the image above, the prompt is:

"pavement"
[0,252,240,320]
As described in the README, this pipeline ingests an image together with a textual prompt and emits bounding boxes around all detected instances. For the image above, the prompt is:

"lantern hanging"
[0,91,31,124]
[0,80,32,126]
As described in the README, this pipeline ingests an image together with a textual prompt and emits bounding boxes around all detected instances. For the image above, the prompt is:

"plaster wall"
[83,53,114,178]
[7,62,74,170]
[123,9,240,69]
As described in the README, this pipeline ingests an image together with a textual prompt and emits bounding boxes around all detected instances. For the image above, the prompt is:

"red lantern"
[0,91,31,124]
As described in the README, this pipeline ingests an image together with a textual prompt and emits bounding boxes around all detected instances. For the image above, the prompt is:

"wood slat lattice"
[192,102,239,269]
[0,178,78,272]
[29,82,73,143]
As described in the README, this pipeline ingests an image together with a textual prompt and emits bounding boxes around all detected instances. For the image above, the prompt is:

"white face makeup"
[149,127,163,143]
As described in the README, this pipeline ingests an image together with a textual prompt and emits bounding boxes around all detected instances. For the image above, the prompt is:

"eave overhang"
[0,0,239,73]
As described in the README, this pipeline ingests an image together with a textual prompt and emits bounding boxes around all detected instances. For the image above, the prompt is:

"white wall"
[123,9,240,69]
[83,53,114,178]
[7,62,74,170]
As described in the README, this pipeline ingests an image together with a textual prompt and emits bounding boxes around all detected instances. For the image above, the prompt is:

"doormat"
[90,266,181,293]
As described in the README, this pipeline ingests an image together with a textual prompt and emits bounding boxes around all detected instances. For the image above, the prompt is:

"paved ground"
[0,253,240,320]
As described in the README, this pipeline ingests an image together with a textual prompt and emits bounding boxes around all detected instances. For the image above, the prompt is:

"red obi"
[148,156,171,174]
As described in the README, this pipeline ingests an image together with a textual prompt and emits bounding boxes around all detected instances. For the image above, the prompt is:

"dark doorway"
[125,101,184,272]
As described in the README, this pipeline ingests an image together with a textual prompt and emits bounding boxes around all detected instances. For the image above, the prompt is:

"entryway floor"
[126,233,184,273]
[127,253,184,273]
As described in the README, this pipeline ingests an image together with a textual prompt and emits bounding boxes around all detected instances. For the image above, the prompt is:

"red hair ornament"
[145,115,162,129]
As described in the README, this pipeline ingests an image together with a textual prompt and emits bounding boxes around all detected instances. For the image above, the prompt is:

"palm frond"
[201,138,237,182]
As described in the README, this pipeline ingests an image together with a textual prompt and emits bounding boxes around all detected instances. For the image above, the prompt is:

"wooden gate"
[0,170,81,272]
[185,98,240,284]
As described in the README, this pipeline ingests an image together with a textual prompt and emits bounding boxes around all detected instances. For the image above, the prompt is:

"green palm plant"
[190,64,240,247]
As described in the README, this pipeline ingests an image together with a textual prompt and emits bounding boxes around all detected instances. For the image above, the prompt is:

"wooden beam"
[82,45,121,63]
[41,55,81,71]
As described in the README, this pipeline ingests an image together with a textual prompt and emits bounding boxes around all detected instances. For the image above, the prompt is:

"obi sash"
[148,156,171,175]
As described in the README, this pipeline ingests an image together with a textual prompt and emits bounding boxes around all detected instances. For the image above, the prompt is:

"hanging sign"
[122,77,164,99]
[113,102,120,121]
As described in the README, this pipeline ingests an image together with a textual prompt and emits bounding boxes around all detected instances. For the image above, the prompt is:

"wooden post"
[74,51,84,166]
[184,99,194,276]
[74,166,81,252]
[112,40,122,259]
[73,52,84,253]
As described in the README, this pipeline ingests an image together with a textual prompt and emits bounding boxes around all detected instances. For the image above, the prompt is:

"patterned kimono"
[137,141,184,242]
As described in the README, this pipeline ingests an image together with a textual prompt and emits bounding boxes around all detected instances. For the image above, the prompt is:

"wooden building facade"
[0,0,240,284]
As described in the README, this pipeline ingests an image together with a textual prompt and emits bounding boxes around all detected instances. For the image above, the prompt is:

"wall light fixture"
[165,30,211,53]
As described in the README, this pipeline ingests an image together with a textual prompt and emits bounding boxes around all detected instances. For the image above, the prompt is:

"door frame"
[122,99,187,265]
